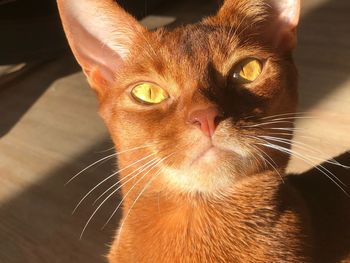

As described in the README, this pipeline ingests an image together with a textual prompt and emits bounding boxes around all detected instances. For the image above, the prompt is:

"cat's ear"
[57,0,145,95]
[217,0,300,50]
[268,0,300,50]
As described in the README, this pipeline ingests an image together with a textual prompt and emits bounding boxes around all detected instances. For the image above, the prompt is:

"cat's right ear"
[57,0,145,97]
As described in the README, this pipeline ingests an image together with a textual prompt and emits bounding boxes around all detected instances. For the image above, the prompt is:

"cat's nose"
[188,107,222,137]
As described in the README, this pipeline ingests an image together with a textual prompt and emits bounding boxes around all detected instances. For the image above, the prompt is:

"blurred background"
[0,0,349,262]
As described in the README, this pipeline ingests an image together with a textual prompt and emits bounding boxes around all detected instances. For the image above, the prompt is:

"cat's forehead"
[120,20,272,92]
[129,22,266,82]
[158,23,239,63]
[168,24,228,50]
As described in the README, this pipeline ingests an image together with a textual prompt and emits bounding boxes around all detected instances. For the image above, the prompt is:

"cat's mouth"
[163,141,246,193]
[160,131,256,192]
[189,138,245,168]
[190,145,218,166]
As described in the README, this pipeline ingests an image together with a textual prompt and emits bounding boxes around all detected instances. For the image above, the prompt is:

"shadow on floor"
[288,151,350,263]
[0,53,80,137]
[0,137,121,263]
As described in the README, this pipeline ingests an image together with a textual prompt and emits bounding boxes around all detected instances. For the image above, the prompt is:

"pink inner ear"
[277,0,300,28]
[69,16,123,86]
[57,0,145,89]
[269,0,300,50]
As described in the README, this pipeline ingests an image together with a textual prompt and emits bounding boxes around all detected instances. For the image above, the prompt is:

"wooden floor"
[0,0,349,262]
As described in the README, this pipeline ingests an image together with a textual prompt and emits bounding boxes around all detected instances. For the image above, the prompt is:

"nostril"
[188,107,222,137]
[214,115,224,126]
[191,118,201,127]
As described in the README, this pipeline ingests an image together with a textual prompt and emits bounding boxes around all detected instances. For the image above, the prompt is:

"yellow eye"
[233,59,262,82]
[131,83,169,104]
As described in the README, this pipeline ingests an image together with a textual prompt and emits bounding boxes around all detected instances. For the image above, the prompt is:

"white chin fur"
[161,149,251,194]
[161,165,233,194]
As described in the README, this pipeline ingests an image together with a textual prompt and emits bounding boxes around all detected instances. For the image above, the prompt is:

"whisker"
[66,143,157,185]
[267,116,315,122]
[92,157,161,206]
[266,132,317,141]
[266,127,304,131]
[259,112,310,120]
[287,138,348,168]
[72,152,158,214]
[249,143,284,183]
[95,146,115,154]
[243,112,309,121]
[246,145,266,172]
[242,120,296,128]
[67,152,117,185]
[256,141,349,196]
[102,153,174,229]
[113,165,163,232]
[259,136,350,169]
[255,137,346,187]
[79,156,161,240]
[113,155,176,252]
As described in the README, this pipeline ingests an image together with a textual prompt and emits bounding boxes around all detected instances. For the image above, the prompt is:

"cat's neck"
[110,172,312,263]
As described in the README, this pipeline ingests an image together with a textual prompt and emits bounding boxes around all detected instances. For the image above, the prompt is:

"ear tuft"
[57,0,146,93]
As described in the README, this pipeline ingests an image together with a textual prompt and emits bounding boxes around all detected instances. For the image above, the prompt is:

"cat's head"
[58,0,300,193]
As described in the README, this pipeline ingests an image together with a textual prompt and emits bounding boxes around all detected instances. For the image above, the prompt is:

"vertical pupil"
[149,86,152,100]
[241,66,245,77]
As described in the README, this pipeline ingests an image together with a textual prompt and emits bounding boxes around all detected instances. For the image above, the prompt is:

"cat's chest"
[115,189,310,263]
[124,206,244,263]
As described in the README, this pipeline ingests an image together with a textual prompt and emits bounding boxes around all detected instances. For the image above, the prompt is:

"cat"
[57,0,350,262]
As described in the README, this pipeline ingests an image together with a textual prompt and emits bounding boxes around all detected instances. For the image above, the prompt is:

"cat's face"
[58,0,300,193]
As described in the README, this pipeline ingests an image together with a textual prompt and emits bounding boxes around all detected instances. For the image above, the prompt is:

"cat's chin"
[161,146,249,193]
[190,146,220,167]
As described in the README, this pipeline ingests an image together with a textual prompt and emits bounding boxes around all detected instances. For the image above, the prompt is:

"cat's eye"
[233,58,262,83]
[131,83,169,105]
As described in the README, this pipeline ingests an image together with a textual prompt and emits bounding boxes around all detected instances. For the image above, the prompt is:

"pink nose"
[188,107,221,137]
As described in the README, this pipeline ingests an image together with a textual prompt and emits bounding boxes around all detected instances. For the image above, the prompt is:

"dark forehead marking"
[168,23,233,58]
[154,21,247,64]
[151,22,248,85]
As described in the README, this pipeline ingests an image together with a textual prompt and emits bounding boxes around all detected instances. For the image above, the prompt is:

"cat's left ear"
[268,0,300,50]
[217,0,300,51]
